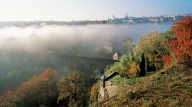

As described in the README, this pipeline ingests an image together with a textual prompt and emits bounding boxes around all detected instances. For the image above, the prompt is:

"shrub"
[182,77,189,82]
[129,61,140,77]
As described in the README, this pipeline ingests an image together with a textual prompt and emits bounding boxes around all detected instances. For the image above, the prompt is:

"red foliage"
[163,55,173,66]
[170,16,192,63]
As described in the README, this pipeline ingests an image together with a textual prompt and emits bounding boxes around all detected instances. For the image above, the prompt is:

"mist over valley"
[0,23,172,74]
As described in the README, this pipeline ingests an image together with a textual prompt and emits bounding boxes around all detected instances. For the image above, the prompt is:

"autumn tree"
[57,71,88,107]
[170,16,192,65]
[136,30,173,70]
[0,68,41,94]
[0,68,59,107]
[0,87,17,107]
[129,61,140,76]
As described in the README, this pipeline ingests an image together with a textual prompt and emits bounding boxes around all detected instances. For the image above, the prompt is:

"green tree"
[139,53,146,76]
[106,53,139,78]
[57,71,88,107]
[136,30,173,70]
[0,68,41,94]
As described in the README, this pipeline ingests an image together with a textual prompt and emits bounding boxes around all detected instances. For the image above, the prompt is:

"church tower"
[112,14,115,20]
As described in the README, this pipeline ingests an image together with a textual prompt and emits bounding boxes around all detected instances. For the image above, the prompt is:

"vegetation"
[97,64,192,107]
[169,16,192,65]
[0,68,59,107]
[0,69,90,107]
[105,28,174,78]
[89,81,100,106]
[136,30,173,70]
[57,71,89,107]
[106,53,140,78]
[0,68,42,94]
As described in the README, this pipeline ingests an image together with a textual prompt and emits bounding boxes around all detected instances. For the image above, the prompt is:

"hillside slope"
[97,64,192,107]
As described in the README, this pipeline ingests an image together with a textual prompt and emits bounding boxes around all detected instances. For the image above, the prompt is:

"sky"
[0,0,191,21]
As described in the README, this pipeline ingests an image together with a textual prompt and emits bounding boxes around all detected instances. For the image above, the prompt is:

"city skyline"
[0,0,191,21]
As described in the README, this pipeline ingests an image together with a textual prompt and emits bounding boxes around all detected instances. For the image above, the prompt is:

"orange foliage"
[170,16,192,63]
[39,68,58,80]
[0,68,59,106]
[0,87,17,107]
[129,61,140,76]
[162,55,173,66]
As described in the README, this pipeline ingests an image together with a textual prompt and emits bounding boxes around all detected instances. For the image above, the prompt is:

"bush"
[106,54,141,78]
[129,61,140,77]
[182,77,189,82]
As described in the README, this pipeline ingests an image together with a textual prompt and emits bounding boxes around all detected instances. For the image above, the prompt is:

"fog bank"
[0,23,172,54]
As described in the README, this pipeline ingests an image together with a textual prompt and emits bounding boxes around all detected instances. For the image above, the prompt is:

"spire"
[125,13,126,18]
[112,14,115,20]
[127,13,128,18]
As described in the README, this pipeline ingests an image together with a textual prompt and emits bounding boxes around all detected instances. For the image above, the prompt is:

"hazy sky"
[0,0,191,21]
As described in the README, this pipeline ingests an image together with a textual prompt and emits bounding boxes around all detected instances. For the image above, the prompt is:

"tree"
[0,68,59,107]
[170,16,192,65]
[0,87,17,107]
[136,31,158,70]
[123,38,136,54]
[106,52,141,78]
[136,30,173,70]
[129,61,140,76]
[0,68,41,94]
[139,53,146,76]
[116,54,131,77]
[57,71,88,107]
